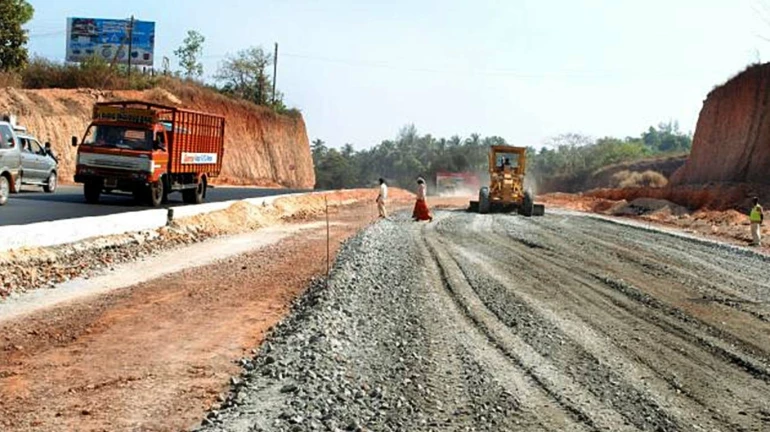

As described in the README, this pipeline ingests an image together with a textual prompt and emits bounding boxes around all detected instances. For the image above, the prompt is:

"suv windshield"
[84,125,152,151]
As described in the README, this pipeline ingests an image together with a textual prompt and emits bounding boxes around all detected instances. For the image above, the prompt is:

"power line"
[196,50,578,77]
[279,52,621,79]
[28,30,66,39]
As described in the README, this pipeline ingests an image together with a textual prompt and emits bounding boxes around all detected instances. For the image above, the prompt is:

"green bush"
[9,56,302,117]
[0,71,21,87]
[612,170,669,188]
[21,56,160,90]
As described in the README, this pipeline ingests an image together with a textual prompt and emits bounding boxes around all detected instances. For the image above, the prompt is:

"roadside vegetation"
[0,2,296,116]
[311,122,692,191]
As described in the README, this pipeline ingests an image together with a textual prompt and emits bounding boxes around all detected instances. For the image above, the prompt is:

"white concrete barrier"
[167,192,310,220]
[0,209,168,252]
[0,191,325,253]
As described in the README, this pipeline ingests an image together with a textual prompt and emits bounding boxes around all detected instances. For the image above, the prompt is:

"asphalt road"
[0,185,304,226]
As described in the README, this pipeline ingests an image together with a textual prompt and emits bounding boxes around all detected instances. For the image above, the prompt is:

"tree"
[542,133,594,175]
[174,30,205,79]
[311,139,327,164]
[0,0,34,71]
[642,121,692,153]
[215,46,273,105]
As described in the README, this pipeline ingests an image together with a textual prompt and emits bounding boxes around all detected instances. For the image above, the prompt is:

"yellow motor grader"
[469,145,545,216]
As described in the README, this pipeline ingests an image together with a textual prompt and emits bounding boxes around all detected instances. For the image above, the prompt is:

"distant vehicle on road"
[14,132,58,194]
[72,101,226,207]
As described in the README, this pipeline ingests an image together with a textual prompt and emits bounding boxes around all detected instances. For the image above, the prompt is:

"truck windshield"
[83,125,152,151]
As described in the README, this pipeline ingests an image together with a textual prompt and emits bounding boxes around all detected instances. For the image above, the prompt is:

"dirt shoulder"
[539,192,770,254]
[0,199,410,432]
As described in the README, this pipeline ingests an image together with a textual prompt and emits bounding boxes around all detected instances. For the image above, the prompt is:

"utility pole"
[127,15,135,78]
[272,42,278,104]
[257,69,263,104]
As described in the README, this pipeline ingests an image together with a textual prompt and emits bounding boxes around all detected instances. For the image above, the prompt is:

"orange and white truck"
[72,101,225,207]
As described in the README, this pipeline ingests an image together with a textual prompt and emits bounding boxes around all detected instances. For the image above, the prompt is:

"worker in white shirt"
[376,178,388,218]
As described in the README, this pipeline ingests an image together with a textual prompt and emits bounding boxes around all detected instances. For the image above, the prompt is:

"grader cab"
[468,145,545,216]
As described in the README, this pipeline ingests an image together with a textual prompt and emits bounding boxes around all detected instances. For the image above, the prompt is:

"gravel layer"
[199,210,770,432]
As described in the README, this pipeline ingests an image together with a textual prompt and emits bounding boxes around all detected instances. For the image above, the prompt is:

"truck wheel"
[182,180,206,204]
[479,187,491,214]
[12,171,22,194]
[84,180,101,204]
[148,180,164,208]
[44,172,57,193]
[520,191,534,217]
[0,175,9,206]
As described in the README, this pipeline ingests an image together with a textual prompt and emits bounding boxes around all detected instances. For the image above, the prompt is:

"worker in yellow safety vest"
[750,197,764,246]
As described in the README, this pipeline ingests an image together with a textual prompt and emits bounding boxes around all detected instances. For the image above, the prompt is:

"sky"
[23,0,770,149]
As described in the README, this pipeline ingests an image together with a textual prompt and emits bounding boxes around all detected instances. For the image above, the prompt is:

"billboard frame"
[66,17,155,66]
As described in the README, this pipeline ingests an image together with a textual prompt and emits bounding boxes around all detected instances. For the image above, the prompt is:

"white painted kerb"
[0,209,167,252]
[0,191,328,253]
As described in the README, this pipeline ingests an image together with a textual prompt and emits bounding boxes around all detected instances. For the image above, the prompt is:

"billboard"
[66,17,155,66]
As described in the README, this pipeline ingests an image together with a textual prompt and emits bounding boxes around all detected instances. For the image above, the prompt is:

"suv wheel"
[0,175,9,205]
[44,172,57,193]
[12,171,22,194]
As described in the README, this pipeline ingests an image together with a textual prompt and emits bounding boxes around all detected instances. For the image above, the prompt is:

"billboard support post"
[127,15,134,78]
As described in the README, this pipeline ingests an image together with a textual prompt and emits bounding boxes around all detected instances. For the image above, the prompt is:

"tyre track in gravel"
[416,227,595,431]
[423,217,669,431]
[427,211,770,431]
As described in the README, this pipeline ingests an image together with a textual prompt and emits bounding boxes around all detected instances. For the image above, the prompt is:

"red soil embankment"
[540,192,767,250]
[671,63,770,187]
[586,183,766,212]
[0,84,314,188]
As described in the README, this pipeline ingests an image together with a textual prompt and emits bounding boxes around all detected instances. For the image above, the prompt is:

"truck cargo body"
[73,101,225,207]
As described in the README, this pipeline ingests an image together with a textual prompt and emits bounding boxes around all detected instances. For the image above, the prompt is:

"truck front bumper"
[75,166,153,190]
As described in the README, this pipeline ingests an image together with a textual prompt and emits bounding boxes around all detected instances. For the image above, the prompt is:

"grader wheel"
[479,187,491,214]
[520,191,534,217]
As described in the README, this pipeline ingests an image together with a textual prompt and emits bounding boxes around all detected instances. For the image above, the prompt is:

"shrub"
[21,56,160,90]
[14,57,299,116]
[612,170,668,188]
[0,71,21,87]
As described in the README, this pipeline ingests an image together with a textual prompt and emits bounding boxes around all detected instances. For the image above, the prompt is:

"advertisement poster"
[66,17,155,66]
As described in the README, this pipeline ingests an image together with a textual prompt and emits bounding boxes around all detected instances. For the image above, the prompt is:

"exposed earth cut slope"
[0,83,314,188]
[672,63,770,186]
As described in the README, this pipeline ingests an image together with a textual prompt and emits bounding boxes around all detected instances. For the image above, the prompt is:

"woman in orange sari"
[412,177,433,222]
